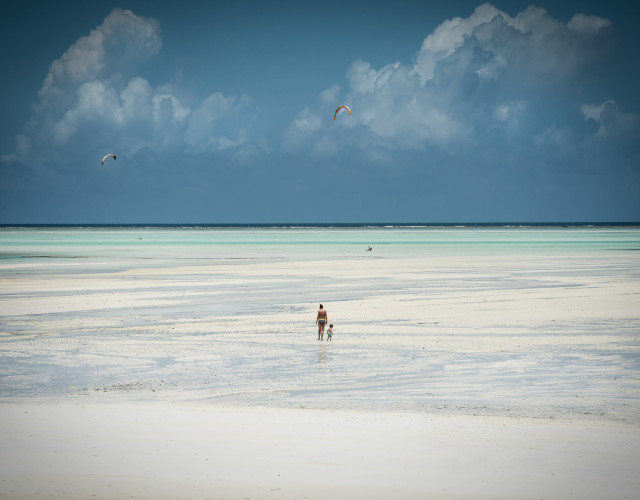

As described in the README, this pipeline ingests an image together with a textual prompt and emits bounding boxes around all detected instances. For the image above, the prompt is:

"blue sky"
[1,0,639,223]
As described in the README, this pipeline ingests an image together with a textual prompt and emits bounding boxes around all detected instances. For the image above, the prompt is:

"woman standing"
[316,304,328,340]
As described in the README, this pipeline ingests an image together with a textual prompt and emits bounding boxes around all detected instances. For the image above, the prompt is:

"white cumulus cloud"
[413,3,503,85]
[3,8,253,166]
[284,2,622,162]
[37,9,161,116]
[185,93,252,153]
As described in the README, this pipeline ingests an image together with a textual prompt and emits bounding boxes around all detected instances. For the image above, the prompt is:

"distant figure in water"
[326,324,334,341]
[366,246,372,251]
[316,304,328,340]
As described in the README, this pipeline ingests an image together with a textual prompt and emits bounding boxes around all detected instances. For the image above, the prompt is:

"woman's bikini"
[318,310,327,325]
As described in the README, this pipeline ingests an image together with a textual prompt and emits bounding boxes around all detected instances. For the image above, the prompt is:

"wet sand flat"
[1,227,639,498]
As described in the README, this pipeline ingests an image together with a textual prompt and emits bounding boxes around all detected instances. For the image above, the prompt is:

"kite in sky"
[101,153,116,165]
[334,105,351,120]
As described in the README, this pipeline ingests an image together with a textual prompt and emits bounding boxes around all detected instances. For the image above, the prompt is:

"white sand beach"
[2,401,638,500]
[1,228,639,499]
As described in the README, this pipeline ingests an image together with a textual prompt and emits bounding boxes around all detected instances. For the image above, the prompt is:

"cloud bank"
[285,3,637,172]
[3,3,638,192]
[4,8,252,165]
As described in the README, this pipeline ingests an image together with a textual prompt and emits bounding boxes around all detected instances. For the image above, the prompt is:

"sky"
[1,0,639,224]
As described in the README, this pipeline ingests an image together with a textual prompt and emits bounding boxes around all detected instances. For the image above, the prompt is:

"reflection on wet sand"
[317,344,327,364]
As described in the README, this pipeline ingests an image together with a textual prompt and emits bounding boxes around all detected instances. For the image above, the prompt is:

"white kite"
[101,153,116,165]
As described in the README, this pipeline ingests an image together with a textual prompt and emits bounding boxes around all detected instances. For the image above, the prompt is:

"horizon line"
[2,222,639,228]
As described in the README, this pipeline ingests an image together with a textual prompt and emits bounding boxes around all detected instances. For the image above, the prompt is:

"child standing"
[326,324,334,341]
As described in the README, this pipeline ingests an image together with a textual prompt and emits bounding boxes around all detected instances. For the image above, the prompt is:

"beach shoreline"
[1,227,639,498]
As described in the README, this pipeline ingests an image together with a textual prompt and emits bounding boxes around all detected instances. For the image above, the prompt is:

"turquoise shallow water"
[1,226,639,264]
